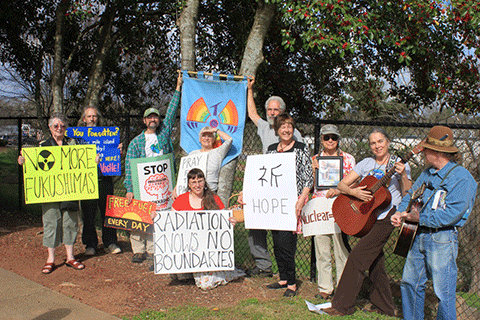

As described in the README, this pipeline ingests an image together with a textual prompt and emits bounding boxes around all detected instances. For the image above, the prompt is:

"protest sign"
[66,126,121,176]
[130,153,176,211]
[176,153,208,196]
[152,210,234,274]
[301,197,341,237]
[243,153,297,231]
[22,145,98,204]
[105,195,155,234]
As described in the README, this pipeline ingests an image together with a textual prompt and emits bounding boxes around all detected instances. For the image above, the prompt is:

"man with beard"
[245,76,303,277]
[78,106,122,256]
[124,73,182,264]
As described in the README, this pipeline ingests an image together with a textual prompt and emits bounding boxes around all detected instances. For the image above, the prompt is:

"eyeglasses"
[51,124,66,130]
[323,134,339,141]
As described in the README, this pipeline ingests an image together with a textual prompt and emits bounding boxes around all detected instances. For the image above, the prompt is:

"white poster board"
[176,153,208,196]
[243,153,298,231]
[152,210,235,274]
[301,197,341,237]
[131,154,176,212]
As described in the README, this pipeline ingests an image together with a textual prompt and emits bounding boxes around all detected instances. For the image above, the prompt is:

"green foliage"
[268,0,480,114]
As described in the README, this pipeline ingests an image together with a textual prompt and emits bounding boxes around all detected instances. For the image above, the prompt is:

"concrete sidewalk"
[0,268,121,320]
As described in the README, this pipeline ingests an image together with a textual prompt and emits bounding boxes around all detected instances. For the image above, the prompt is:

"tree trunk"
[177,0,276,206]
[239,1,276,76]
[178,0,199,71]
[218,1,276,206]
[83,2,117,109]
[51,0,71,114]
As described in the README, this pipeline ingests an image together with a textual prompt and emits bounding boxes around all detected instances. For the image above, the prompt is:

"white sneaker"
[85,247,96,256]
[108,243,121,254]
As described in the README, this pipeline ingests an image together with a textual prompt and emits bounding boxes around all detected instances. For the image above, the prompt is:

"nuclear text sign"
[301,197,341,237]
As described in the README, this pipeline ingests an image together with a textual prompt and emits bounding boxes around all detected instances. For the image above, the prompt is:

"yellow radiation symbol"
[38,150,55,171]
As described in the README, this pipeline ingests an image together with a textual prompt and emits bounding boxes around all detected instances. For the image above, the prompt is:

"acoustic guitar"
[393,183,425,257]
[332,145,422,237]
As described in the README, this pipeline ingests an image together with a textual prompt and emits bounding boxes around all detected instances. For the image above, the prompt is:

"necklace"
[374,154,390,171]
[278,140,294,152]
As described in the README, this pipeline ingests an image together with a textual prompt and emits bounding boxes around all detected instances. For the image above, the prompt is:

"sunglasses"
[51,124,66,130]
[323,134,339,141]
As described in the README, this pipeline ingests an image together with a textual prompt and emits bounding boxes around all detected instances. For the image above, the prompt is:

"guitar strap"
[417,164,459,214]
[385,155,397,186]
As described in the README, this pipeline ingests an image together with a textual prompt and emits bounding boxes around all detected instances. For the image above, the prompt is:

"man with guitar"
[391,126,477,320]
[322,128,412,317]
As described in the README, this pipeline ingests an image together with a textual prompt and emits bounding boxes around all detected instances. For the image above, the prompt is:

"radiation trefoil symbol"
[38,150,55,171]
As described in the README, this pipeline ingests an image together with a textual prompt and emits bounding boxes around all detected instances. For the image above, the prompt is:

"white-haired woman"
[18,113,87,274]
[173,127,232,199]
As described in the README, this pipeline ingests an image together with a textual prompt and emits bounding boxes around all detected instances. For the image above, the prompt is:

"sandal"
[42,262,55,274]
[65,259,85,270]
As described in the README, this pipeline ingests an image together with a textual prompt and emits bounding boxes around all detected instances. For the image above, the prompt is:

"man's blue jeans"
[401,228,458,320]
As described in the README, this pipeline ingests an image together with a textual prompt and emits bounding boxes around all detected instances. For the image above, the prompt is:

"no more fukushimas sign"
[22,145,98,204]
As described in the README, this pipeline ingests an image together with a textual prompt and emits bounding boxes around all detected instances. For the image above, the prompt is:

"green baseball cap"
[143,107,160,118]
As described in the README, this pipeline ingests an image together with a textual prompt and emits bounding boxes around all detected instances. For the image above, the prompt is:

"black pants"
[271,230,298,286]
[81,176,117,249]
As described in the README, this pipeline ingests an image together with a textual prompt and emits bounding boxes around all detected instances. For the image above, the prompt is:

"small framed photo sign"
[315,156,343,189]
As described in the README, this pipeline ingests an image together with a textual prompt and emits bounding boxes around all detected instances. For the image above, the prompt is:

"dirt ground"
[0,207,320,318]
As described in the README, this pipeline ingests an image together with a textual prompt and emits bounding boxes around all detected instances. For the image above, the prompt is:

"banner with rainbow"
[180,71,247,166]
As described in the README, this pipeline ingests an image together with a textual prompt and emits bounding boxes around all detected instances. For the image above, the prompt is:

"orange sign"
[105,195,155,234]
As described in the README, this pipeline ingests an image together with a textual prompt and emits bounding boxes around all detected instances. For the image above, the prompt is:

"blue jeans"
[401,228,458,320]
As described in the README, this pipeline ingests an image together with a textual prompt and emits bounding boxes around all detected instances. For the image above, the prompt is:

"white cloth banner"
[301,197,341,237]
[243,153,297,231]
[152,210,235,274]
[176,153,208,196]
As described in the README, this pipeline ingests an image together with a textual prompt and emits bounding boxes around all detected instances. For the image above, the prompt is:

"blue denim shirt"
[398,161,477,228]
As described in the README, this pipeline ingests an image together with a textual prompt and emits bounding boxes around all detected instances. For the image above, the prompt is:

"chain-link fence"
[2,115,479,319]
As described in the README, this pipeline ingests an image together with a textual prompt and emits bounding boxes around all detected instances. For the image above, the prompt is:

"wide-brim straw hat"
[418,126,458,153]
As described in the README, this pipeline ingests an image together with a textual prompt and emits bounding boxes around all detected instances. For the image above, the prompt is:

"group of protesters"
[18,72,477,319]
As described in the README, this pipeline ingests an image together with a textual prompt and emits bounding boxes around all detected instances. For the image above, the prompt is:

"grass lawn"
[126,296,398,320]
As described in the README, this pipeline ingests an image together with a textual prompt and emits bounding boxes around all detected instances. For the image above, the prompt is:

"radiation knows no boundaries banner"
[22,145,99,204]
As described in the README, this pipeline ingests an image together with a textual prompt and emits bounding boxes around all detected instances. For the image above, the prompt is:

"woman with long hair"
[322,128,412,316]
[169,168,245,290]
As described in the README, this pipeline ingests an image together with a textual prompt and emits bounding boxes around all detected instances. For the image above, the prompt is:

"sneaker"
[131,253,146,263]
[85,247,96,256]
[246,266,273,278]
[146,252,154,261]
[108,243,122,254]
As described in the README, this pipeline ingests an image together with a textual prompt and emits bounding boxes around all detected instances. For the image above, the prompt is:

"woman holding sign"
[173,126,232,200]
[170,168,244,290]
[321,128,411,316]
[18,113,87,274]
[265,114,313,297]
[311,124,355,300]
